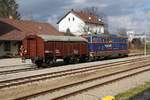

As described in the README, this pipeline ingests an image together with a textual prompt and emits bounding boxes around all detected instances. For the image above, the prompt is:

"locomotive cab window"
[98,37,101,42]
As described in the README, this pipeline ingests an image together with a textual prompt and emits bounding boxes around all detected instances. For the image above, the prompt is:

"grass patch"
[115,82,150,100]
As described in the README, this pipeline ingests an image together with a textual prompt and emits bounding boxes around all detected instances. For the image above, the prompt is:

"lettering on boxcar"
[73,50,79,54]
[55,49,60,53]
[105,44,112,48]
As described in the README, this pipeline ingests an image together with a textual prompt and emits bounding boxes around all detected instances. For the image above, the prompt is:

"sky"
[16,0,150,33]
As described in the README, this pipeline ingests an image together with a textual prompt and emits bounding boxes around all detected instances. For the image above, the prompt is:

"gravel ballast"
[65,70,150,100]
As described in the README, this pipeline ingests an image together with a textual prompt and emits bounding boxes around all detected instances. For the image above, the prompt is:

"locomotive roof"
[37,34,88,42]
[86,33,128,38]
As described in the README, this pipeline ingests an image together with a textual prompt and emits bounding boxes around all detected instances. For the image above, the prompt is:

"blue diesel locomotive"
[84,34,128,60]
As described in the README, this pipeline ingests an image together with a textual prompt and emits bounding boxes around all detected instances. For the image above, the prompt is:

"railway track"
[129,52,150,56]
[0,64,31,68]
[0,67,36,75]
[15,57,150,100]
[0,65,36,75]
[0,56,149,89]
[0,56,149,100]
[0,53,147,76]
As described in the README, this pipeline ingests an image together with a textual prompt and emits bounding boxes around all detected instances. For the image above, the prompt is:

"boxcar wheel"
[79,56,87,63]
[73,57,80,64]
[48,58,56,67]
[64,57,70,64]
[34,57,43,68]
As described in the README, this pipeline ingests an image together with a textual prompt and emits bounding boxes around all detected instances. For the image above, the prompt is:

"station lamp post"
[143,10,150,56]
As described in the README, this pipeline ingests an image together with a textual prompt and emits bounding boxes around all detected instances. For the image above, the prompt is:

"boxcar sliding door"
[27,39,37,57]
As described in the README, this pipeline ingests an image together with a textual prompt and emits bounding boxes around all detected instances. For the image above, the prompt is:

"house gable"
[58,10,104,25]
[58,12,85,35]
[58,10,105,35]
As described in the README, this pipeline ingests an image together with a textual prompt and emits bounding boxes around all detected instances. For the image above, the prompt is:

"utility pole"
[144,33,147,56]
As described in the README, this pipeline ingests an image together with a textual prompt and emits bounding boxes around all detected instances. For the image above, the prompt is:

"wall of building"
[0,41,19,57]
[59,13,85,36]
[58,13,105,36]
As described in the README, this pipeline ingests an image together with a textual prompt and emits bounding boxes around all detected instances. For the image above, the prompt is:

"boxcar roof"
[37,34,88,42]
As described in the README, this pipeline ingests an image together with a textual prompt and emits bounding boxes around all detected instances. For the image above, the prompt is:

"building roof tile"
[0,18,62,41]
[73,11,104,25]
[57,10,104,25]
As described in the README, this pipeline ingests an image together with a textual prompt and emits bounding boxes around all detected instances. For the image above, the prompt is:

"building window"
[4,41,11,51]
[68,18,70,21]
[73,17,75,21]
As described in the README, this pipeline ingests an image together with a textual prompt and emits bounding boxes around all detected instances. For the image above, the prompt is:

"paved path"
[0,58,32,67]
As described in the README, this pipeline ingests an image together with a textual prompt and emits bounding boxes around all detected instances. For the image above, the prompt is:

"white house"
[57,10,105,36]
[127,30,146,42]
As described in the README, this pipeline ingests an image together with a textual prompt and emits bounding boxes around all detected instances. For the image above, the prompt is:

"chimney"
[71,9,74,11]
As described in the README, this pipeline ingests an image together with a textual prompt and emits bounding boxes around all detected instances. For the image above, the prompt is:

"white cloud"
[108,15,133,30]
[108,9,150,33]
[47,15,58,29]
[17,0,150,33]
[73,0,87,4]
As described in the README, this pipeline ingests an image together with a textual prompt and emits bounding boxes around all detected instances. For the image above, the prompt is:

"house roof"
[73,11,104,25]
[0,18,62,41]
[57,10,104,25]
[0,30,26,41]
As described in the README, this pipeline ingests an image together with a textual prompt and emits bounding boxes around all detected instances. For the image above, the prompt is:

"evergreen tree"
[0,0,20,19]
[64,28,74,36]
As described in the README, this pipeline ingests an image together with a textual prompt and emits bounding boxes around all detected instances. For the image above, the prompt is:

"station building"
[0,18,62,57]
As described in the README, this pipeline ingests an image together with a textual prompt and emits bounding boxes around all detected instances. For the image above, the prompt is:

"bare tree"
[83,7,107,22]
[81,6,109,33]
[132,38,142,49]
[78,23,97,35]
[82,7,106,21]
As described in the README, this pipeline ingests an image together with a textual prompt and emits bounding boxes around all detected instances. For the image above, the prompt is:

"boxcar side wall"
[44,41,64,58]
[36,37,45,57]
[44,41,88,59]
[80,42,88,56]
[23,36,44,58]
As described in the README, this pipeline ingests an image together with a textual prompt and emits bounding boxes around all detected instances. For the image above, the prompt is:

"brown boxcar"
[23,34,88,66]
